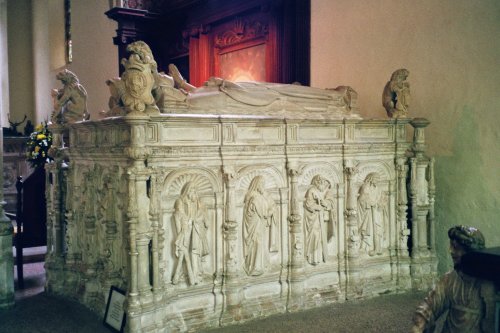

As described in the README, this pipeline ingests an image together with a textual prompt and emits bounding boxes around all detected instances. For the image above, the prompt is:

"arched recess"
[158,166,223,286]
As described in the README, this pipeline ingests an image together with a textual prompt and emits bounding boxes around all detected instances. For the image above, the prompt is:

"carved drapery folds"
[303,175,335,265]
[357,172,389,257]
[242,175,278,276]
[172,181,210,285]
[46,116,436,332]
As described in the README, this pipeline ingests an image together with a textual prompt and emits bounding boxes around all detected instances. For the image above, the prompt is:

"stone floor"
[1,256,429,333]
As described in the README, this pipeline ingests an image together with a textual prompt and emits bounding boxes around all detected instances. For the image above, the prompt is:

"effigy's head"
[448,225,485,253]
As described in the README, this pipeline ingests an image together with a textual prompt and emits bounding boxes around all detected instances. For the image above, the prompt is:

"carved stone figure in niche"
[411,226,496,333]
[172,182,210,285]
[357,173,388,256]
[120,41,160,114]
[243,175,278,276]
[51,69,90,124]
[382,68,410,118]
[303,175,336,265]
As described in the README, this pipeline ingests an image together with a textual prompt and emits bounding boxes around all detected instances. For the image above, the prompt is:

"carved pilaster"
[396,157,409,257]
[221,166,241,308]
[126,171,140,311]
[428,158,436,253]
[344,162,363,298]
[148,171,162,301]
[135,173,152,306]
[286,163,305,309]
[287,165,303,269]
[344,164,359,258]
[409,157,419,258]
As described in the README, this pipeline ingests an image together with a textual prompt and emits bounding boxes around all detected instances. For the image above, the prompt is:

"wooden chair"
[11,167,47,289]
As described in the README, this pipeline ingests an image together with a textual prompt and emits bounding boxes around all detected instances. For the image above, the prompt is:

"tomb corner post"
[149,170,163,302]
[123,115,152,331]
[409,118,438,290]
[45,124,69,293]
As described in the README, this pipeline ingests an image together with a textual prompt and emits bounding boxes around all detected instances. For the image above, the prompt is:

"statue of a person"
[51,69,90,124]
[357,173,388,256]
[303,175,336,265]
[382,68,410,118]
[411,225,496,333]
[243,176,277,276]
[172,182,210,285]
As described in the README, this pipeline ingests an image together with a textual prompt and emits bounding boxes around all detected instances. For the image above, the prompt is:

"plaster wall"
[311,0,500,273]
[6,0,34,125]
[6,0,117,125]
[65,0,117,118]
[0,0,9,128]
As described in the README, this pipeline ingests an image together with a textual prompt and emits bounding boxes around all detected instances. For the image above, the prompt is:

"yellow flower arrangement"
[26,122,53,169]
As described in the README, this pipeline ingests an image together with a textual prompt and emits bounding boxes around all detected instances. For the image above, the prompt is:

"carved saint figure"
[382,68,410,118]
[172,182,209,285]
[51,69,89,123]
[357,173,388,256]
[243,176,278,276]
[411,226,496,333]
[303,175,336,265]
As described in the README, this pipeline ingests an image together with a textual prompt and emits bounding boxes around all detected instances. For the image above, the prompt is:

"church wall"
[5,0,117,126]
[311,0,500,274]
[6,0,35,126]
[67,0,117,119]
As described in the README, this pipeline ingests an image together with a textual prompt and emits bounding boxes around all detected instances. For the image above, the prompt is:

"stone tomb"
[45,111,437,332]
[45,42,436,333]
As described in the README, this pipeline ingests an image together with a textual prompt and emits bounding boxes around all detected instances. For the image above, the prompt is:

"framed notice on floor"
[103,286,126,332]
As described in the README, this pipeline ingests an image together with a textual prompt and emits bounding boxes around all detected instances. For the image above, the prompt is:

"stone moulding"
[46,114,437,332]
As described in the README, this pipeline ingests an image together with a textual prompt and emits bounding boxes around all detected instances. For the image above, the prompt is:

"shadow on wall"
[434,106,498,274]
